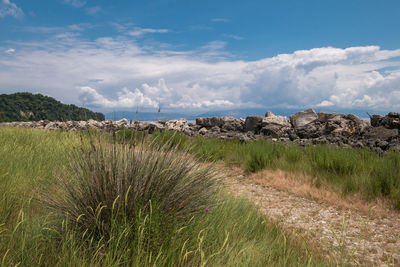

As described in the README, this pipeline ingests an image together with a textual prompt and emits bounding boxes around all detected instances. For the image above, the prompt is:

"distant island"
[0,92,104,122]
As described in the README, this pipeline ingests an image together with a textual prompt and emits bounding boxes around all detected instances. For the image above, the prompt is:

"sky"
[1,0,400,114]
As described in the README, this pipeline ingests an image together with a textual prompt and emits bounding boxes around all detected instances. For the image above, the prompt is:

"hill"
[0,92,104,122]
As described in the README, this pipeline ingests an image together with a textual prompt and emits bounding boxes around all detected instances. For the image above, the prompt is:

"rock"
[260,125,281,138]
[389,144,400,152]
[261,112,292,138]
[44,122,58,130]
[290,109,318,129]
[244,116,263,133]
[76,121,88,130]
[239,135,250,143]
[288,130,299,141]
[322,113,370,136]
[262,112,291,127]
[165,118,188,131]
[210,126,220,133]
[354,141,364,149]
[371,113,400,129]
[116,118,128,126]
[370,115,383,127]
[296,121,324,139]
[147,122,164,134]
[196,117,243,132]
[377,140,389,150]
[199,127,208,135]
[363,126,399,141]
[87,119,103,128]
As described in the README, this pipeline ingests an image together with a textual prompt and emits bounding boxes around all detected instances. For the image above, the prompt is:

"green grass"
[145,130,400,209]
[0,127,331,266]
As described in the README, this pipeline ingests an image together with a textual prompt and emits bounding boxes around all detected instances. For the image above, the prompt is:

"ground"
[224,167,400,266]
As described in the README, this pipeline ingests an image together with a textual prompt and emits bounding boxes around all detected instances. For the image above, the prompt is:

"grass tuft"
[41,135,219,240]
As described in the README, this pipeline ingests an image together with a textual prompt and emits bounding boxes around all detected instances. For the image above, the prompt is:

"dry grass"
[223,166,399,218]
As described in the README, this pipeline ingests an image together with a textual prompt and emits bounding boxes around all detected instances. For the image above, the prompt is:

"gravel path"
[224,169,400,266]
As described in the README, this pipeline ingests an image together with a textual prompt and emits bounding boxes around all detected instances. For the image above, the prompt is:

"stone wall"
[1,109,399,153]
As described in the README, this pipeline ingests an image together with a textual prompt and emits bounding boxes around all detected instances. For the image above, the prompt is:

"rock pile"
[1,109,400,152]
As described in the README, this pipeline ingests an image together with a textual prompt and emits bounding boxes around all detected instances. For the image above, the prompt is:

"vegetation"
[148,130,400,208]
[0,92,104,122]
[0,127,330,266]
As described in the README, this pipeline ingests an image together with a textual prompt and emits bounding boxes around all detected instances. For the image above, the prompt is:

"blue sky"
[1,0,400,113]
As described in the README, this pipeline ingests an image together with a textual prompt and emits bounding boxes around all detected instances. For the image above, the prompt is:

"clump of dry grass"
[41,136,220,239]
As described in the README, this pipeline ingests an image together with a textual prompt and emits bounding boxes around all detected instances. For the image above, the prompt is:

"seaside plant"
[41,135,220,241]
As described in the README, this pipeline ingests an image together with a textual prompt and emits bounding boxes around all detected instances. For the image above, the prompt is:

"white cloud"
[211,18,230,23]
[79,86,158,108]
[0,0,23,18]
[128,27,169,37]
[316,100,334,107]
[64,0,86,8]
[4,48,15,54]
[1,35,400,112]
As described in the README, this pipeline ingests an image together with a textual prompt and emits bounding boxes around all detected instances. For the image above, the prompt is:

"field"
[0,127,334,266]
[1,127,399,266]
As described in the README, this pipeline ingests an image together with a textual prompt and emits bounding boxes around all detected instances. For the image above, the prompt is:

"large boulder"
[290,109,318,129]
[244,116,263,133]
[319,113,370,136]
[289,109,321,138]
[262,111,291,127]
[261,111,292,138]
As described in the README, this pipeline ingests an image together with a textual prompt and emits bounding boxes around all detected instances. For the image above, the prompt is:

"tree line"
[0,92,105,122]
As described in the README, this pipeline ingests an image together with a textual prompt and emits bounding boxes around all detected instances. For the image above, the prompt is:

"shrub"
[41,136,220,240]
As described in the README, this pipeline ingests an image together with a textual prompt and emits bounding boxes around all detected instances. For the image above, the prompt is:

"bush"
[41,136,220,240]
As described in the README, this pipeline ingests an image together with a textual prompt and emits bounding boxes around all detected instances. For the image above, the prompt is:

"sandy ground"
[223,167,400,266]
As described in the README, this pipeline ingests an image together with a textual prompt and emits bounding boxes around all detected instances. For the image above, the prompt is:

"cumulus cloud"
[128,27,169,37]
[1,34,400,112]
[79,86,158,108]
[0,0,23,18]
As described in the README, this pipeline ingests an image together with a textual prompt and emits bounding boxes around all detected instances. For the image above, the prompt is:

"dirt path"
[223,168,400,266]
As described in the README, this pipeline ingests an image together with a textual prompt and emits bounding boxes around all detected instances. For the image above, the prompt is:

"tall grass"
[0,127,331,266]
[146,130,400,208]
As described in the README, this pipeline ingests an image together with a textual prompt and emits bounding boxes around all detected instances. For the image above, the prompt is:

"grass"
[142,130,400,209]
[0,127,331,266]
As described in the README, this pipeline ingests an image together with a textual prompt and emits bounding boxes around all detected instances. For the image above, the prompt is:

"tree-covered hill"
[0,93,105,122]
